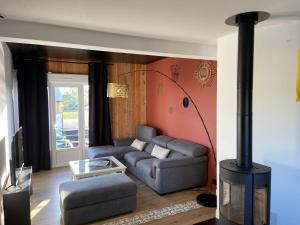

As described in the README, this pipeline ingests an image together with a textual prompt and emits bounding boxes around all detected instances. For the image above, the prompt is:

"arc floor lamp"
[108,69,217,207]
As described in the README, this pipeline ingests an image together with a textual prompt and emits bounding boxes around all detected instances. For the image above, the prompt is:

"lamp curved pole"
[118,69,216,165]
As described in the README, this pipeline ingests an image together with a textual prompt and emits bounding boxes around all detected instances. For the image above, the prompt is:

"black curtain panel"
[88,63,113,146]
[17,59,51,172]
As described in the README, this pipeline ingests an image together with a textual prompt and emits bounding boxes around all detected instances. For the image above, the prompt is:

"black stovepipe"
[236,13,255,169]
[226,11,270,169]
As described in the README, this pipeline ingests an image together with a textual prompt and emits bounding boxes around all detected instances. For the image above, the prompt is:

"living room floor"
[30,167,216,225]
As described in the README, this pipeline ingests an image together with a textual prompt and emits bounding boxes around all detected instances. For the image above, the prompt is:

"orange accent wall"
[146,57,217,189]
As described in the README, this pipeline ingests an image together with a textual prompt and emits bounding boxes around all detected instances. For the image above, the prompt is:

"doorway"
[48,73,89,167]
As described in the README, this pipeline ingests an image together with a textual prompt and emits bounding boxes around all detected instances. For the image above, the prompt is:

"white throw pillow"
[131,139,146,151]
[151,145,170,159]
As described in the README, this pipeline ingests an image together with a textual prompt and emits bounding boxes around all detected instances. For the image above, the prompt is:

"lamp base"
[196,193,217,208]
[194,218,219,225]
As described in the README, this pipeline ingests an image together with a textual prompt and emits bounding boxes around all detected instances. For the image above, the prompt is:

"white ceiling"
[0,0,299,45]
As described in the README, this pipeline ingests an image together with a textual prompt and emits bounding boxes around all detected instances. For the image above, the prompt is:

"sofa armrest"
[153,156,208,194]
[153,156,208,169]
[113,137,135,147]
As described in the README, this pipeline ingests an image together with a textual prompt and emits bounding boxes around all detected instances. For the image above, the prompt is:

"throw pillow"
[151,145,170,159]
[131,139,146,151]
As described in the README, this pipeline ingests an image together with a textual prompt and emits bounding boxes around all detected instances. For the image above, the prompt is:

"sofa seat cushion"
[59,173,137,210]
[124,151,154,167]
[88,145,113,159]
[87,146,136,160]
[136,158,156,178]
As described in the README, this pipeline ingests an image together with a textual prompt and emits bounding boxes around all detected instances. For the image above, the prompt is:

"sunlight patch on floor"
[31,199,50,219]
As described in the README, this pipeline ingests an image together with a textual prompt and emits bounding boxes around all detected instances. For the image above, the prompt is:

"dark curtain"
[88,63,113,146]
[17,60,50,172]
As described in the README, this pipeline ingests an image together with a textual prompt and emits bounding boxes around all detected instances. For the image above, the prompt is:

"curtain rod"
[18,57,114,65]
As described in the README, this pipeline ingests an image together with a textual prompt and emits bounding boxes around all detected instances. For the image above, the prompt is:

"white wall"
[0,20,217,60]
[0,42,14,225]
[217,21,300,225]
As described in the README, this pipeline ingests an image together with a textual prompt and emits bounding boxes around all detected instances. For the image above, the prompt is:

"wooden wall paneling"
[138,65,147,126]
[107,64,118,138]
[134,64,146,132]
[123,63,130,137]
[47,60,88,74]
[108,63,146,139]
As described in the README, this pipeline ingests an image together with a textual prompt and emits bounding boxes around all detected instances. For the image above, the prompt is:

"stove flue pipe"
[225,12,270,169]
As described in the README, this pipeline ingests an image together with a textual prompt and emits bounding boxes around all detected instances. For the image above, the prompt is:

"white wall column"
[217,21,300,225]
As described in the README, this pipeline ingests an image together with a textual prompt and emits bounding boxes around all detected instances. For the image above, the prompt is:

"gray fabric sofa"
[87,125,208,194]
[59,173,137,225]
[87,125,157,163]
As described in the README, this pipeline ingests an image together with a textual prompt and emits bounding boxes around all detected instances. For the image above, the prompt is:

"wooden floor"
[30,167,216,225]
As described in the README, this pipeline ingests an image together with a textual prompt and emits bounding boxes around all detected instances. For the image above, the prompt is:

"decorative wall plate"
[156,82,163,95]
[168,106,173,114]
[194,61,216,87]
[170,64,181,82]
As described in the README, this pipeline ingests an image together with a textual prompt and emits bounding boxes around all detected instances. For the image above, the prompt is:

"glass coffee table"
[69,156,127,180]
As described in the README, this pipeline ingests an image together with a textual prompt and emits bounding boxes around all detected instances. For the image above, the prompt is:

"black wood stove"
[219,12,271,225]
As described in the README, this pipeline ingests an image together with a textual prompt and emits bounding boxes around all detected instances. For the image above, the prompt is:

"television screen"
[15,127,24,168]
[9,127,24,186]
[9,138,16,186]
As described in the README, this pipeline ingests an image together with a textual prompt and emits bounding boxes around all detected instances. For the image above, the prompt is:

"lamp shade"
[107,83,128,98]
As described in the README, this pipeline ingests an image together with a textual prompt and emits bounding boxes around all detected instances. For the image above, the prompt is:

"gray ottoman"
[59,173,137,225]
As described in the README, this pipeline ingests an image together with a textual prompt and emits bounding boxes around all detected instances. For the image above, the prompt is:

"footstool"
[59,173,137,225]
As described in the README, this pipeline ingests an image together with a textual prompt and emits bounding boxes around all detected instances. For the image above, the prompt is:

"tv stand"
[3,166,32,225]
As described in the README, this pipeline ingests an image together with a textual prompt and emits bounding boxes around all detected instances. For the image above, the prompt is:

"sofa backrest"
[137,125,157,142]
[151,135,175,147]
[144,135,173,154]
[149,135,208,158]
[167,139,208,157]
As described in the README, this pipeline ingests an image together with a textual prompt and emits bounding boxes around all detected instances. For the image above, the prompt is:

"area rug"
[102,200,202,225]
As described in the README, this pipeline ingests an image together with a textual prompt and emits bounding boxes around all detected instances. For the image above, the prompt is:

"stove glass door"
[220,180,245,225]
[254,186,267,225]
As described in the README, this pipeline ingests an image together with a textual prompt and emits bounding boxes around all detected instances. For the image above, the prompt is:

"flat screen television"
[10,127,24,186]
